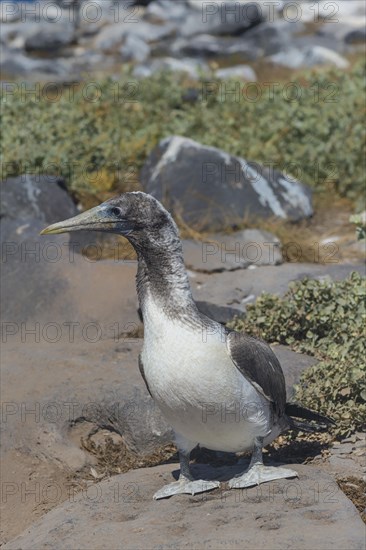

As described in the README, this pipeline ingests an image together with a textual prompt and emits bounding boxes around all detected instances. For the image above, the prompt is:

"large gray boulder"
[243,19,305,55]
[1,174,77,223]
[141,136,313,230]
[269,45,349,70]
[94,20,176,51]
[0,50,70,77]
[24,22,75,53]
[4,463,365,550]
[317,21,366,46]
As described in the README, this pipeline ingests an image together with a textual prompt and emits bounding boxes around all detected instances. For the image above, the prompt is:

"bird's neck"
[130,228,199,320]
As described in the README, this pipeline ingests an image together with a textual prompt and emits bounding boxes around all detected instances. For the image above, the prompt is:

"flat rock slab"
[1,338,172,465]
[183,229,282,273]
[190,262,366,310]
[4,463,364,550]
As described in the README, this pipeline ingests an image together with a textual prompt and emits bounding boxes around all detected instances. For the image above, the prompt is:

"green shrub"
[1,62,365,207]
[228,272,366,436]
[350,212,366,240]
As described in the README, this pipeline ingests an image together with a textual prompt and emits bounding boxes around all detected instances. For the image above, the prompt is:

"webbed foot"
[229,463,298,489]
[153,478,220,500]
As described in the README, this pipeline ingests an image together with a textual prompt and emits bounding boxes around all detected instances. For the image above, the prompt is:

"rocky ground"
[1,175,365,548]
[1,0,365,81]
[2,464,365,550]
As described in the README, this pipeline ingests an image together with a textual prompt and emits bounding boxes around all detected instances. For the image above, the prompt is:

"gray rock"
[0,174,77,223]
[120,33,150,62]
[317,21,366,44]
[171,33,260,59]
[94,20,176,51]
[0,185,167,480]
[269,45,349,69]
[344,26,366,44]
[62,49,114,73]
[181,1,263,37]
[0,50,70,77]
[0,176,140,327]
[94,23,133,51]
[0,217,140,327]
[215,64,257,80]
[25,23,75,53]
[141,136,313,230]
[145,0,189,22]
[4,463,365,550]
[243,19,305,55]
[189,263,366,311]
[0,21,43,49]
[133,57,209,79]
[1,334,170,473]
[0,1,21,22]
[182,229,282,273]
[76,0,116,35]
[346,27,366,44]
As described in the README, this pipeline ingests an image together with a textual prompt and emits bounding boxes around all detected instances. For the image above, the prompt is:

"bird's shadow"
[169,439,330,482]
[171,462,247,482]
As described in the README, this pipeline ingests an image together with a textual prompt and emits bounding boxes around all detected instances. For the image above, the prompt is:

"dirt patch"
[73,426,178,481]
[338,477,366,523]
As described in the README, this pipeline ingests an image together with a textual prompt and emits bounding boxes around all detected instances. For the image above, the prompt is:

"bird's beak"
[40,204,120,235]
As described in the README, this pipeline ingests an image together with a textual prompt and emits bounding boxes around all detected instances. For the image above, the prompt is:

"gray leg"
[228,437,298,489]
[153,449,220,500]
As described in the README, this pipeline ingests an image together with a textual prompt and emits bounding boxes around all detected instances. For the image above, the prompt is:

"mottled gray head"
[41,192,178,246]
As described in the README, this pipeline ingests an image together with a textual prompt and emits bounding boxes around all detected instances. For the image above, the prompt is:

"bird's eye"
[110,207,122,217]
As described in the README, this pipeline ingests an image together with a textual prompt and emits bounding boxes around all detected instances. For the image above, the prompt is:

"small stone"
[120,33,150,63]
[215,65,257,81]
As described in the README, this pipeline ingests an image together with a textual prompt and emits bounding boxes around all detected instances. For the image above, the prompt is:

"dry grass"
[79,435,178,479]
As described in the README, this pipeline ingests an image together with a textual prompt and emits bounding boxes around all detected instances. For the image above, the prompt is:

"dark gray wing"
[138,354,152,397]
[226,330,286,418]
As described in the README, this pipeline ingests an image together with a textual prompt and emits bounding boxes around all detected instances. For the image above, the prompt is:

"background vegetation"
[1,62,365,210]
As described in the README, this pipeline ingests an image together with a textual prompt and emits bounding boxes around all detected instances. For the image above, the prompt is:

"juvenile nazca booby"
[41,192,334,499]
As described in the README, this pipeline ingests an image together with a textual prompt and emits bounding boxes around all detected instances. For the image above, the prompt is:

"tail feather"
[285,403,336,433]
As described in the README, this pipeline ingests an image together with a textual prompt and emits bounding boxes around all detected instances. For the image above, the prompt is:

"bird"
[41,191,334,499]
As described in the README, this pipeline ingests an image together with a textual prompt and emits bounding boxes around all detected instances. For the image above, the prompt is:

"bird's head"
[41,192,177,241]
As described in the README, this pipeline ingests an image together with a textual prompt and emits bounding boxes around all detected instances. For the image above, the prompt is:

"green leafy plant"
[350,212,366,240]
[228,272,366,436]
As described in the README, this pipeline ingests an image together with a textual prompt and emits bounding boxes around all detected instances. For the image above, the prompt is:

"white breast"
[140,298,271,452]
